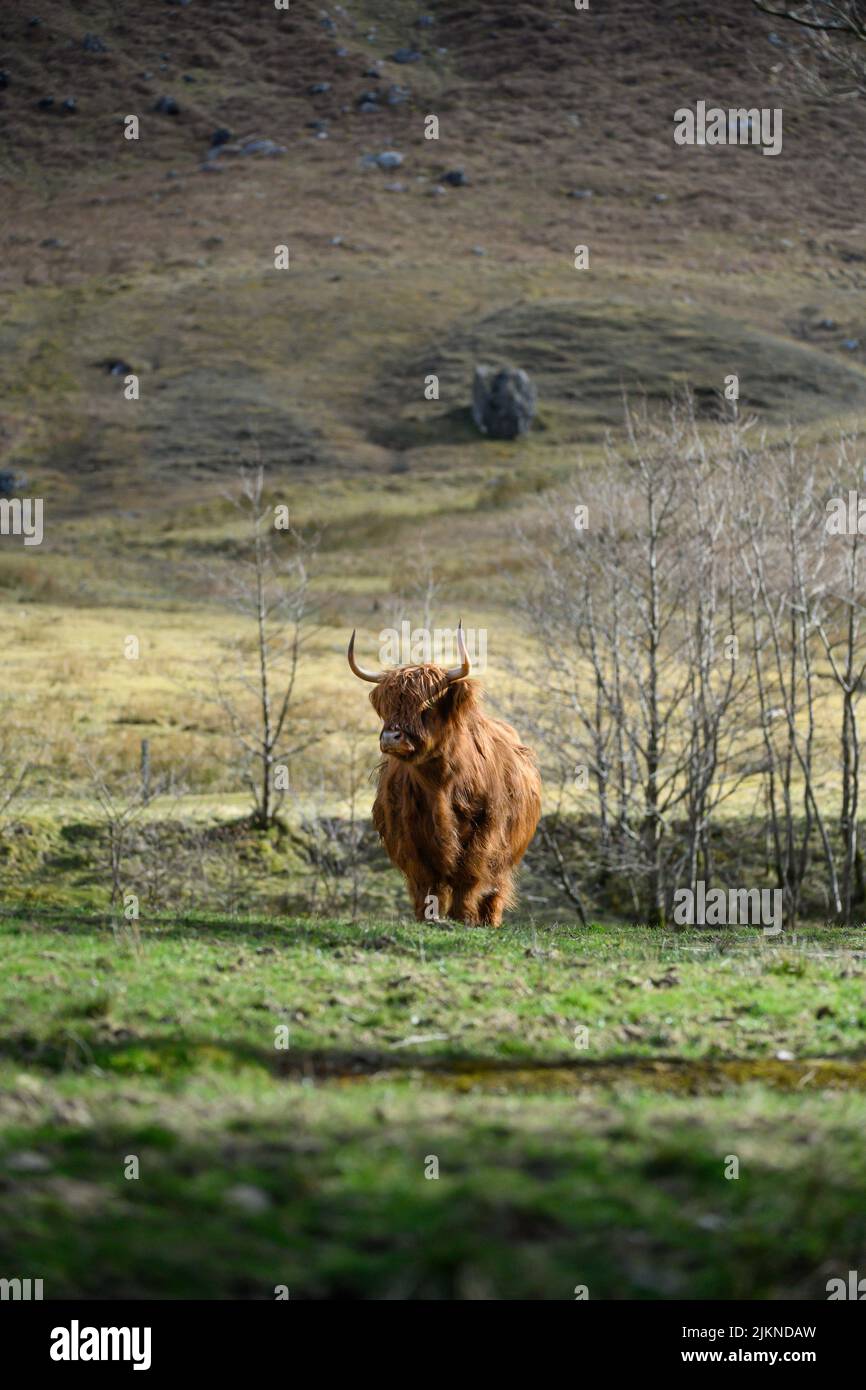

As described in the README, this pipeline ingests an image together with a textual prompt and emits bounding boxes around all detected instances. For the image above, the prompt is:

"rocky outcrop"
[471,366,537,440]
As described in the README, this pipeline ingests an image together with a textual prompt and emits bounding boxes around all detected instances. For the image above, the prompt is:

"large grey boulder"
[471,366,537,440]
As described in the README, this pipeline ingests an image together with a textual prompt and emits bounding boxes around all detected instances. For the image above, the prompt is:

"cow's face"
[369,667,459,762]
[347,625,473,762]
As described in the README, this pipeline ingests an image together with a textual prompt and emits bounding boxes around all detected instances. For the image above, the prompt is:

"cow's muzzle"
[380,726,414,757]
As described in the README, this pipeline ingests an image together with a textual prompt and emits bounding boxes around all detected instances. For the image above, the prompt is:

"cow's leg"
[477,871,515,927]
[449,883,485,926]
[408,879,452,923]
[477,888,506,927]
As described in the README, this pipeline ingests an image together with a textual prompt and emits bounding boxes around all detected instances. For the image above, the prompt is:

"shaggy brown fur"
[357,662,541,927]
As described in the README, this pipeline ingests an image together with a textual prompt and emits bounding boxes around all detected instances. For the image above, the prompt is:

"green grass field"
[2,911,865,1299]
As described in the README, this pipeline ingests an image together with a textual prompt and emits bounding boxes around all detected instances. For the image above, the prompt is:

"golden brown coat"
[362,663,541,926]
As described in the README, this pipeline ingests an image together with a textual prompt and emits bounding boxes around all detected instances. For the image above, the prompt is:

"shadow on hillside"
[4,1028,866,1091]
[367,405,488,451]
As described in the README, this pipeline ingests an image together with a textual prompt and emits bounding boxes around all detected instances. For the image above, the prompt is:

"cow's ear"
[444,679,474,718]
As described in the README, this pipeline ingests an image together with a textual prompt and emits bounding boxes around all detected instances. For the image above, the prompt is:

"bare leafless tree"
[512,397,865,928]
[754,0,866,39]
[208,464,323,830]
[82,750,168,907]
[733,432,843,925]
[288,724,376,918]
[813,435,866,921]
[386,547,443,636]
[753,0,866,98]
[0,727,31,834]
[515,399,755,925]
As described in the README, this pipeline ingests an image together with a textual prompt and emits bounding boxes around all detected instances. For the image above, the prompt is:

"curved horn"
[444,620,471,682]
[347,630,385,683]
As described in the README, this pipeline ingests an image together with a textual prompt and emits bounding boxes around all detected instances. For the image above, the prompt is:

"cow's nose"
[380,727,402,748]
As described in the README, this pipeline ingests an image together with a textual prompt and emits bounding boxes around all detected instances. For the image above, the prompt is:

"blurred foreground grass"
[1,914,865,1298]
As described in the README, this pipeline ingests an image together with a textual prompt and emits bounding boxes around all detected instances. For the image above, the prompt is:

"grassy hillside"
[2,0,866,804]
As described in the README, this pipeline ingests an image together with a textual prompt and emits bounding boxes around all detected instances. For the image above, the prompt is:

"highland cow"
[348,623,541,926]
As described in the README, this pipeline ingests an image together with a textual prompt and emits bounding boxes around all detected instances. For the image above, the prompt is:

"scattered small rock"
[393,1032,451,1048]
[154,95,179,114]
[728,114,754,140]
[210,127,232,146]
[241,138,286,156]
[472,245,486,255]
[0,71,9,88]
[775,1050,795,1062]
[472,366,537,439]
[416,14,435,26]
[390,47,422,63]
[6,1150,51,1173]
[36,96,54,109]
[842,338,861,351]
[224,1184,271,1214]
[0,471,25,497]
[359,101,380,114]
[371,149,403,170]
[61,97,76,113]
[569,187,593,199]
[43,1177,105,1215]
[443,168,467,186]
[652,192,668,203]
[40,237,63,248]
[82,34,107,53]
[386,84,411,105]
[383,182,405,192]
[309,81,331,94]
[649,969,680,990]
